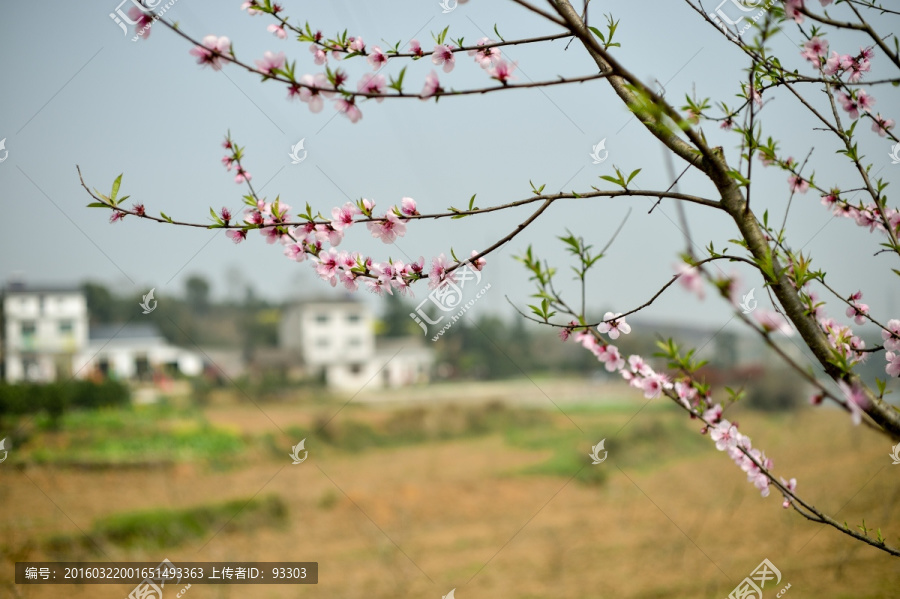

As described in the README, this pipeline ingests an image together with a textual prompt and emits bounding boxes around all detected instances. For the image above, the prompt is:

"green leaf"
[110,174,123,204]
[588,26,606,43]
[160,211,174,223]
[87,202,109,208]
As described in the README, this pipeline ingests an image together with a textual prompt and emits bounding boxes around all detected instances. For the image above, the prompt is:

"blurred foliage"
[22,404,243,467]
[743,367,806,412]
[45,495,287,556]
[0,380,130,429]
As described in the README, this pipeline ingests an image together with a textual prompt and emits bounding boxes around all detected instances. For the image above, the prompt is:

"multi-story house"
[1,283,89,382]
[279,297,432,391]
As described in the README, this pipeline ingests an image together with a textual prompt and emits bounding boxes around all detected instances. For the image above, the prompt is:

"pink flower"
[469,37,501,68]
[488,60,517,84]
[399,197,418,217]
[823,51,842,76]
[881,319,900,351]
[109,211,125,224]
[219,207,232,224]
[780,477,797,509]
[801,36,828,65]
[283,241,306,260]
[675,381,697,409]
[189,35,232,71]
[366,212,406,243]
[128,6,154,39]
[710,420,739,451]
[348,36,365,53]
[837,380,870,425]
[628,355,653,377]
[599,344,625,372]
[357,73,386,102]
[788,174,809,194]
[335,98,362,123]
[432,44,455,72]
[293,73,331,112]
[856,90,876,113]
[754,310,793,335]
[367,45,388,70]
[675,263,705,299]
[845,293,869,325]
[240,1,262,15]
[429,253,453,288]
[872,114,895,137]
[641,374,669,399]
[234,167,251,184]
[886,352,900,377]
[784,0,804,23]
[469,250,486,271]
[309,44,327,65]
[255,51,285,76]
[315,248,340,285]
[226,229,247,244]
[597,312,631,340]
[409,39,424,57]
[420,71,443,100]
[267,24,286,39]
[702,403,723,425]
[331,202,359,231]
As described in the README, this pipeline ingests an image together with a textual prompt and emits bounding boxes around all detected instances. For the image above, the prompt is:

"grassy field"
[1,380,898,598]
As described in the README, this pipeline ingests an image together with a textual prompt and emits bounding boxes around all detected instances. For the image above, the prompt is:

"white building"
[73,324,203,381]
[1,284,89,382]
[280,297,433,391]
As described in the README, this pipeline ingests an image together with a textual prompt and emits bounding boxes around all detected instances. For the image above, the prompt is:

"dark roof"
[4,283,84,295]
[89,323,165,342]
[286,294,364,307]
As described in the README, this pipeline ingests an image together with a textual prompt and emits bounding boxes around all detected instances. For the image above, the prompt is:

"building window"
[59,320,74,335]
[347,313,362,323]
[349,363,363,374]
[316,338,329,348]
[315,313,329,324]
[21,321,36,337]
[347,337,362,347]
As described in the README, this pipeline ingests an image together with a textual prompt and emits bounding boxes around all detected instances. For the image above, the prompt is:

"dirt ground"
[2,388,899,598]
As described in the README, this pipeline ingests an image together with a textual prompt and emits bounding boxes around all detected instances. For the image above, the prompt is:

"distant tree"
[378,294,420,338]
[185,274,211,314]
[82,281,125,324]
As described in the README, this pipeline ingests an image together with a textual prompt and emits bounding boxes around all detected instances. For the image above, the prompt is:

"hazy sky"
[1,0,897,340]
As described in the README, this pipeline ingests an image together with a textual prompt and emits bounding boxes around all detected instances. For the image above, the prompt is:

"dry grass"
[2,384,898,598]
